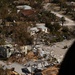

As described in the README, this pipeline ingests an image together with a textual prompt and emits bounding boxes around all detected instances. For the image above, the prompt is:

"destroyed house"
[0,46,14,58]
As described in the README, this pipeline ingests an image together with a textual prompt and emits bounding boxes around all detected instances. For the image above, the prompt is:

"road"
[43,3,75,26]
[51,11,75,26]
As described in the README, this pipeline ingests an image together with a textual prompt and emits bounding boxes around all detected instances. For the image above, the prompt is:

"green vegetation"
[37,10,57,23]
[0,0,17,20]
[30,0,43,8]
[13,24,33,45]
[0,38,5,45]
[45,22,61,32]
[0,23,33,45]
[60,17,66,26]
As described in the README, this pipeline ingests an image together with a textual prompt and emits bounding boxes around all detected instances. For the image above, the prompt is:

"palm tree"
[60,17,66,26]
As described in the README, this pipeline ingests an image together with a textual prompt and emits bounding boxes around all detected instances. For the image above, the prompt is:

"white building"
[16,5,32,10]
[30,27,39,35]
[29,23,48,36]
[20,45,32,55]
[36,23,48,33]
[16,5,32,13]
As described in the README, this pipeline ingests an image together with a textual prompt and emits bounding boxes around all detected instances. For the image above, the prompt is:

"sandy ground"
[36,39,75,63]
[49,39,75,63]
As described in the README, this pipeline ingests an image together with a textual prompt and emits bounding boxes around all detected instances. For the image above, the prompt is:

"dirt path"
[44,3,75,26]
[51,11,75,26]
